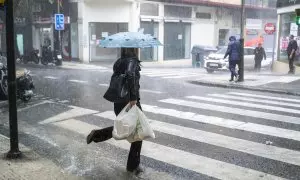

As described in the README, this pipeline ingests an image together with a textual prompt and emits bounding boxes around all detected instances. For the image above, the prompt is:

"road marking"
[68,80,88,84]
[39,105,98,124]
[141,104,300,141]
[160,98,300,125]
[186,96,300,115]
[17,100,50,112]
[163,75,200,79]
[53,119,285,180]
[99,83,164,94]
[44,76,58,80]
[99,83,109,87]
[58,100,70,103]
[208,94,300,108]
[140,89,164,94]
[228,92,300,103]
[96,111,300,166]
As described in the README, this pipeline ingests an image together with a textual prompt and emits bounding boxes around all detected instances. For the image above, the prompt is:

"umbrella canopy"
[99,31,162,48]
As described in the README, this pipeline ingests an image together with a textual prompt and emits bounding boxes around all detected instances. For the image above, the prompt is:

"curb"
[188,80,300,96]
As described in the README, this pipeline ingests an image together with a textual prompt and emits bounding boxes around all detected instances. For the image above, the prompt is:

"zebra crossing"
[140,69,205,79]
[40,91,300,179]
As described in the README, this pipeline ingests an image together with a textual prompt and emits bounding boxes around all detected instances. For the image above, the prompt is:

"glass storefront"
[140,21,159,61]
[279,13,299,62]
[89,22,128,62]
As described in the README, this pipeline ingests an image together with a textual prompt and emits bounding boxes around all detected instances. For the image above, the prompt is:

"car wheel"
[206,69,214,74]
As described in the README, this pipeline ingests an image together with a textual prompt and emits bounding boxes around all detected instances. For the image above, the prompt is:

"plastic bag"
[127,107,156,143]
[112,104,138,140]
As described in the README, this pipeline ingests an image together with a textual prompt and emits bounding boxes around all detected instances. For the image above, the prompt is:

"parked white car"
[204,47,272,73]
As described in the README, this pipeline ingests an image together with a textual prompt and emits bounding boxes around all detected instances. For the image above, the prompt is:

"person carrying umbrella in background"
[254,43,266,72]
[86,30,162,175]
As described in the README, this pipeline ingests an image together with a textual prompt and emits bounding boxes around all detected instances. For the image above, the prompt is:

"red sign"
[264,23,276,35]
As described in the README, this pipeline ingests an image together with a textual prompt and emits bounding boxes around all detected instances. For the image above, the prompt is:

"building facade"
[23,0,276,63]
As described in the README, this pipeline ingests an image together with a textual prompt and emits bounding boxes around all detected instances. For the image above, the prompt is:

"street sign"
[55,14,64,31]
[264,23,276,35]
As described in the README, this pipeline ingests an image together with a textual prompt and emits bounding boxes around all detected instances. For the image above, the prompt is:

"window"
[140,3,159,16]
[164,5,192,18]
[195,12,211,19]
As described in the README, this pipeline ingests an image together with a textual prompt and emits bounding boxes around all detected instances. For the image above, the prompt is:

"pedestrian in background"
[224,36,241,82]
[254,43,266,72]
[287,35,298,74]
[86,48,144,175]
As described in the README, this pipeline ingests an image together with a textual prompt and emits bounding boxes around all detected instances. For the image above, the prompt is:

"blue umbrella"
[99,31,162,48]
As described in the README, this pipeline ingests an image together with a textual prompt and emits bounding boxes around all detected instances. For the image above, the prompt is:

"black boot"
[87,127,113,144]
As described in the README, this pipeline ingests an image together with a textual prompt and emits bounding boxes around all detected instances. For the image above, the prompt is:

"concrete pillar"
[158,4,164,62]
[129,1,140,32]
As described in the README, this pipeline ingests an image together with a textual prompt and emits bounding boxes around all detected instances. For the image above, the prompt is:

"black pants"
[92,101,143,172]
[254,59,262,71]
[289,55,295,73]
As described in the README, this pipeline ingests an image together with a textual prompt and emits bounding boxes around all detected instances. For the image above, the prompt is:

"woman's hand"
[130,100,137,107]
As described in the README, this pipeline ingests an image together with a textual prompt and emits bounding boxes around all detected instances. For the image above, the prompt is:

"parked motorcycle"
[0,61,34,102]
[19,49,40,64]
[41,45,62,66]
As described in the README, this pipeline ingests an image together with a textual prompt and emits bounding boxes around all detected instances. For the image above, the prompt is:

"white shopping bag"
[127,107,156,143]
[112,104,139,140]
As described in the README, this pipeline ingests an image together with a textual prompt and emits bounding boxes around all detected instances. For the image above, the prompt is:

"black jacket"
[112,56,141,101]
[254,47,266,61]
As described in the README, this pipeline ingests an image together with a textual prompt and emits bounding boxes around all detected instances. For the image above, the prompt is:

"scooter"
[20,49,40,64]
[0,61,34,102]
[41,45,63,66]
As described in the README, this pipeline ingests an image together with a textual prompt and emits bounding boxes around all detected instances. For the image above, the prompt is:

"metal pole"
[5,0,21,159]
[239,0,245,82]
[57,0,61,52]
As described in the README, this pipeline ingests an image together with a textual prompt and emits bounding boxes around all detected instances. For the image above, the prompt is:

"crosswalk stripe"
[146,73,188,77]
[159,98,300,125]
[141,104,300,141]
[53,119,286,180]
[208,94,300,108]
[39,105,98,124]
[186,96,300,115]
[163,75,200,79]
[44,76,58,80]
[96,111,300,166]
[68,80,88,84]
[140,72,177,75]
[228,92,300,103]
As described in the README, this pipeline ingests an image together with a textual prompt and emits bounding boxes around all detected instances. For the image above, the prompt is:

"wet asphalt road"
[1,64,300,180]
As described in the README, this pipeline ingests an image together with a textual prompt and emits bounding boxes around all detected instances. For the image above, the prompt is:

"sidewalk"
[0,134,82,180]
[189,72,300,96]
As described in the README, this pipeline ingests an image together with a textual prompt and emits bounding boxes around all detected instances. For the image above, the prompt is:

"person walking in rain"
[224,36,241,82]
[287,35,298,74]
[254,43,266,72]
[86,48,143,174]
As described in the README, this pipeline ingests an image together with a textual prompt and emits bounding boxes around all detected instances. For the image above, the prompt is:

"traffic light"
[296,9,300,25]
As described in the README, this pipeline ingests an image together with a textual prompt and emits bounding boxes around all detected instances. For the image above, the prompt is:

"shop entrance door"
[164,22,191,60]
